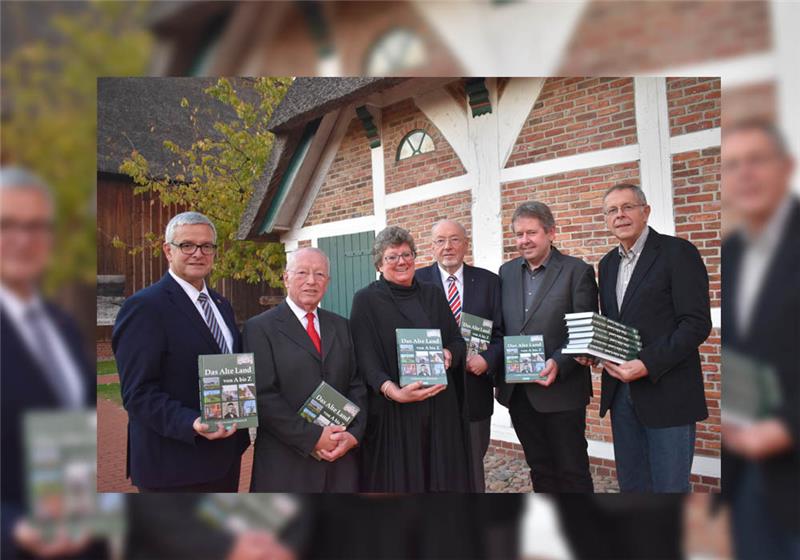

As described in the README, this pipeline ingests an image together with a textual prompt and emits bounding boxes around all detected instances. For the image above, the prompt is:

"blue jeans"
[611,383,696,492]
[731,463,800,560]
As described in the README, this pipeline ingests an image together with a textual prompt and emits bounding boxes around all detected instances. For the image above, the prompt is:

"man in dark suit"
[112,211,249,492]
[720,121,799,557]
[591,183,711,492]
[243,247,366,492]
[415,219,504,492]
[497,202,598,492]
[1,167,106,559]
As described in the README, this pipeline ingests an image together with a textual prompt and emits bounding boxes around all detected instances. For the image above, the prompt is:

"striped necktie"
[197,292,230,354]
[447,275,462,325]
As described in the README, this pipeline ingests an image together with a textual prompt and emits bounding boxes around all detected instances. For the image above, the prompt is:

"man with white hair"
[112,211,249,492]
[0,167,102,558]
[243,247,366,492]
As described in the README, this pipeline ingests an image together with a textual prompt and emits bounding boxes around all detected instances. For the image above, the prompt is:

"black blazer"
[598,227,711,427]
[112,273,249,489]
[415,263,504,421]
[496,247,599,413]
[1,301,98,560]
[243,301,367,492]
[721,198,800,531]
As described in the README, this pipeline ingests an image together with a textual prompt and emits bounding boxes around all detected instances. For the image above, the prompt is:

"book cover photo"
[504,335,546,383]
[199,353,259,429]
[395,328,448,386]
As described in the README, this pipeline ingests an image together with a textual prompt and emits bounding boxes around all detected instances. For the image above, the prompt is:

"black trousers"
[137,457,241,493]
[509,387,593,492]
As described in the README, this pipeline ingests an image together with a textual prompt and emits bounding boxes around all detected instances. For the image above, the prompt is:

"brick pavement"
[96,397,253,493]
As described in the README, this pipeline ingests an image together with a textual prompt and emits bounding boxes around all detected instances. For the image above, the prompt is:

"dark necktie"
[197,293,230,353]
[306,312,321,354]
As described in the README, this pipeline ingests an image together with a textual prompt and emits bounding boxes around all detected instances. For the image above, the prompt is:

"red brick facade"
[304,118,374,226]
[383,98,466,194]
[667,78,722,136]
[558,1,770,74]
[387,190,473,268]
[506,78,636,168]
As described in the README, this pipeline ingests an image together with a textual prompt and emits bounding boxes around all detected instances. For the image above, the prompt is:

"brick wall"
[382,98,466,194]
[386,190,473,268]
[558,1,770,74]
[667,78,721,136]
[304,118,374,226]
[506,78,636,168]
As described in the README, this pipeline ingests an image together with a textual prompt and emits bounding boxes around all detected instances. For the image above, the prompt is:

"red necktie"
[306,312,321,354]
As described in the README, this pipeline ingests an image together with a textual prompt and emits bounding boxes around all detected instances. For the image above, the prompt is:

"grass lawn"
[97,359,117,376]
[97,383,122,406]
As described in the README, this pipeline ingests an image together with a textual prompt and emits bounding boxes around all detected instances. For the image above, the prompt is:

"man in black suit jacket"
[243,247,366,492]
[592,183,711,492]
[497,202,598,492]
[720,121,799,557]
[1,167,107,559]
[113,212,249,492]
[415,219,504,492]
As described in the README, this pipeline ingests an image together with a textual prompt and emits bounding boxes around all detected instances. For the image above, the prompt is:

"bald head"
[286,247,330,274]
[283,247,331,312]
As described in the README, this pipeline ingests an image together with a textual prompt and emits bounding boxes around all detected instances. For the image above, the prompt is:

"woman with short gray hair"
[350,226,472,492]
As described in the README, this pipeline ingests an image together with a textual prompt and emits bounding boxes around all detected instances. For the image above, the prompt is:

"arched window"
[396,130,435,161]
[365,27,428,76]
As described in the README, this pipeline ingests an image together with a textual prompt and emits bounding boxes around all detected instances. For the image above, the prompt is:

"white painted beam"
[500,144,641,184]
[384,173,473,210]
[497,77,546,168]
[635,77,676,236]
[670,128,721,154]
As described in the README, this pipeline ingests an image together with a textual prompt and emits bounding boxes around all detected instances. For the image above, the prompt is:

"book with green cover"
[722,349,782,427]
[198,494,299,534]
[564,312,640,338]
[396,328,448,386]
[567,328,642,350]
[504,335,546,383]
[460,312,493,359]
[24,411,126,542]
[298,380,361,428]
[562,341,638,364]
[198,353,259,429]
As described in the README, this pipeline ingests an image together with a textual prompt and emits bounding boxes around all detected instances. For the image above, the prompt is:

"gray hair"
[723,119,789,156]
[602,183,648,206]
[510,201,555,233]
[0,166,55,209]
[164,211,217,243]
[286,247,330,274]
[373,226,417,269]
[431,219,467,238]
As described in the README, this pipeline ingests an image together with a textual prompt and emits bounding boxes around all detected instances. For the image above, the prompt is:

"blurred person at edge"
[721,121,799,559]
[0,167,106,559]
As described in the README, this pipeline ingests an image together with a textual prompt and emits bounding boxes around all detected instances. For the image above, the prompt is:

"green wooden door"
[318,231,376,318]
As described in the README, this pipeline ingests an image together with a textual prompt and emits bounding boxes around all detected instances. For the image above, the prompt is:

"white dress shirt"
[616,226,650,311]
[438,263,464,303]
[168,269,233,352]
[0,283,85,407]
[285,296,321,341]
[736,193,794,337]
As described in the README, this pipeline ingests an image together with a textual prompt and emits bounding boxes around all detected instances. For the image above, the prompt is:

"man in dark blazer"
[592,183,711,493]
[415,219,504,492]
[113,211,249,492]
[497,202,599,493]
[1,167,107,559]
[243,247,366,492]
[720,121,799,557]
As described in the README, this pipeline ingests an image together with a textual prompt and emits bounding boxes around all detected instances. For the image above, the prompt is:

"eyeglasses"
[603,204,645,217]
[432,237,464,247]
[383,251,416,264]
[170,242,217,255]
[0,219,54,237]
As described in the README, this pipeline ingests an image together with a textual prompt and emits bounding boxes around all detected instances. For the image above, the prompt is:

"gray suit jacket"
[496,247,599,412]
[243,301,367,492]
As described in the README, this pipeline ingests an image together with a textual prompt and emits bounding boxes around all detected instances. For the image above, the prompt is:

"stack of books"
[562,312,641,364]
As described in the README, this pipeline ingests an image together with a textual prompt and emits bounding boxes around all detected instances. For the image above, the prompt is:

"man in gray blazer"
[243,247,366,492]
[496,202,598,492]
